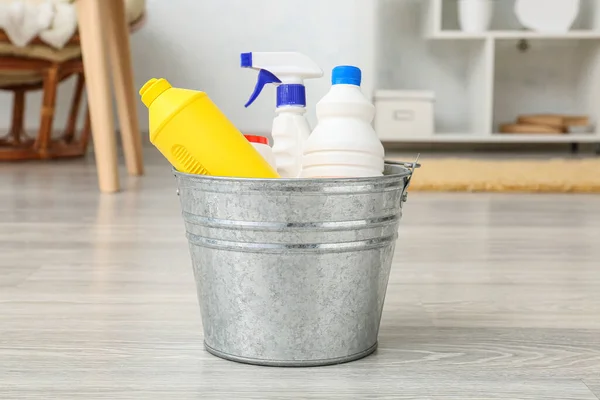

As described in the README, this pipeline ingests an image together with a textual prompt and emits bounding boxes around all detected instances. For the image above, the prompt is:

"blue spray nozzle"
[244,69,281,108]
[241,52,322,108]
[240,52,252,68]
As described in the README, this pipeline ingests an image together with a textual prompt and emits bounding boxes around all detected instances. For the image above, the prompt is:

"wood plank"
[584,380,600,400]
[1,376,598,399]
[1,152,600,398]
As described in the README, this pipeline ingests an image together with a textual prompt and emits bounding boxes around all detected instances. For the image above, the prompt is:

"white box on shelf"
[374,90,435,141]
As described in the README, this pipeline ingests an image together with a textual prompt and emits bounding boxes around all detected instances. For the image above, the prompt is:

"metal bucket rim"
[173,161,415,184]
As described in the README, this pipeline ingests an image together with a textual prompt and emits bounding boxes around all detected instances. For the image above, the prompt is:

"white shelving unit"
[381,0,600,146]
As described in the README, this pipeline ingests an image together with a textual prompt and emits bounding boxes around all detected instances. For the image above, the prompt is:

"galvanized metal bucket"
[174,161,416,367]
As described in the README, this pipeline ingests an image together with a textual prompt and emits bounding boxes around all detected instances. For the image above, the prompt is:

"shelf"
[488,133,600,143]
[393,0,600,145]
[381,133,600,143]
[430,30,600,40]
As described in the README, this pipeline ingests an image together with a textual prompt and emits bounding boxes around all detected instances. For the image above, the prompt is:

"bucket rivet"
[176,189,180,196]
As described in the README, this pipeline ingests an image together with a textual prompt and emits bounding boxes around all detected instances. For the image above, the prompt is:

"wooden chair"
[0,0,145,193]
[0,55,90,160]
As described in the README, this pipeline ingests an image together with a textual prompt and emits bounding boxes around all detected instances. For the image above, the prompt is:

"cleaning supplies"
[139,78,279,178]
[244,135,276,170]
[241,52,323,178]
[301,66,384,178]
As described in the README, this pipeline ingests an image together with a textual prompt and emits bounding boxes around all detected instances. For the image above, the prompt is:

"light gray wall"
[0,0,375,135]
[0,0,591,136]
[130,0,376,135]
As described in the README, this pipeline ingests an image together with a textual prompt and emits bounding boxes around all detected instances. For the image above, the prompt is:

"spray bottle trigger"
[244,70,281,108]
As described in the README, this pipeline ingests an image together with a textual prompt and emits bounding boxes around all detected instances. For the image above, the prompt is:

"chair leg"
[80,108,92,152]
[76,0,120,193]
[63,72,85,143]
[35,63,59,158]
[9,90,25,144]
[105,0,144,176]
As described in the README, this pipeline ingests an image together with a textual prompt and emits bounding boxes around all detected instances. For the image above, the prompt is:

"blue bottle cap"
[277,84,306,107]
[332,65,361,86]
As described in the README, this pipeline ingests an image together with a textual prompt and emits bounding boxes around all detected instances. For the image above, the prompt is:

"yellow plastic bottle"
[139,78,279,178]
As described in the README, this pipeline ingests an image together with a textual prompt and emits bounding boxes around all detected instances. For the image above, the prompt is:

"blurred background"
[6,0,598,139]
[2,1,600,397]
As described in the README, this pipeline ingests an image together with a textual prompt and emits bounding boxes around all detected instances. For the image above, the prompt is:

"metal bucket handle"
[385,154,420,204]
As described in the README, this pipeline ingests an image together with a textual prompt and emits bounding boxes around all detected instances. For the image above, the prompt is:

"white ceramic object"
[458,0,493,33]
[515,0,580,33]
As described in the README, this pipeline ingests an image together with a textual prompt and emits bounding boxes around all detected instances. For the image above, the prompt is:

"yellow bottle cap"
[140,78,172,107]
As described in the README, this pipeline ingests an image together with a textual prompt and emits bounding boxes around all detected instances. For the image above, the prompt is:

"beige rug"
[398,158,600,193]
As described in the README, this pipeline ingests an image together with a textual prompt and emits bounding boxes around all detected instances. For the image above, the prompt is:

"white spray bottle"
[241,52,323,178]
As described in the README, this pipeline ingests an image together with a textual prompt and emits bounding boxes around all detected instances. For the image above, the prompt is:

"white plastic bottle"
[244,135,276,170]
[301,66,384,178]
[241,52,323,178]
[271,100,312,178]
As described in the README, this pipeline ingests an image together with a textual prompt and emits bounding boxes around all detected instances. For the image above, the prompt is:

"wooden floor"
[2,152,600,399]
